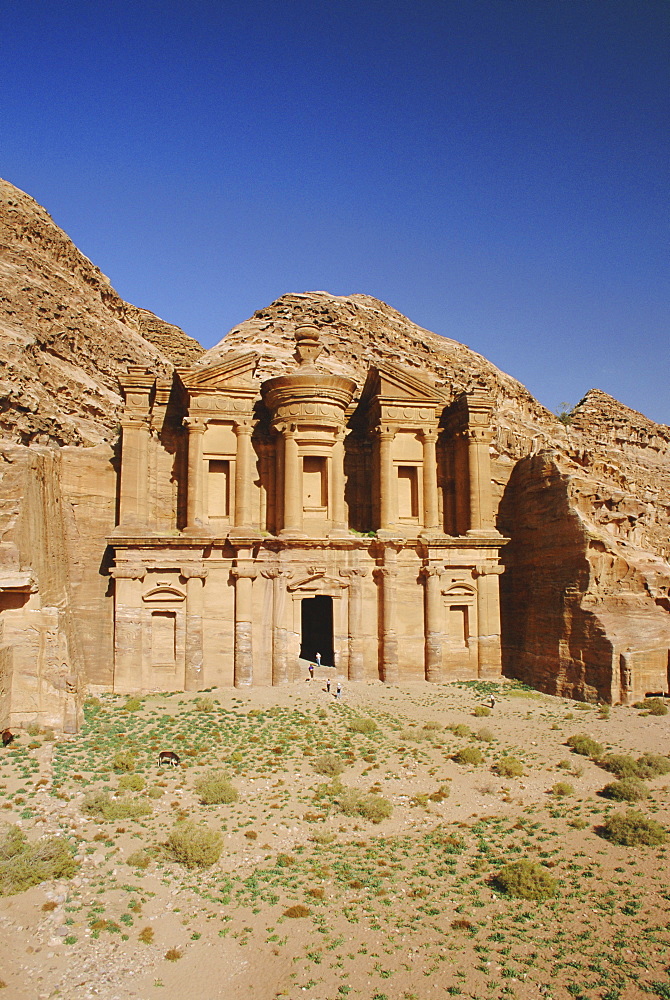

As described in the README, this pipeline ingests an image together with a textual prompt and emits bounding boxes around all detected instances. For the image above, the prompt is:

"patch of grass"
[126,850,153,870]
[633,698,668,716]
[112,750,137,773]
[339,788,392,823]
[599,810,668,846]
[453,747,483,766]
[313,753,346,778]
[566,734,604,758]
[195,697,215,712]
[0,825,77,895]
[473,706,491,718]
[492,860,558,901]
[493,756,524,778]
[123,696,143,712]
[194,771,238,805]
[447,724,470,737]
[475,727,495,742]
[600,778,649,802]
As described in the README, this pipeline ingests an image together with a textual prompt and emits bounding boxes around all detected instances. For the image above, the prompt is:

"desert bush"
[284,905,310,918]
[600,810,667,846]
[339,788,392,823]
[598,754,639,779]
[138,926,154,943]
[423,721,443,731]
[313,753,345,777]
[600,778,649,802]
[492,860,557,901]
[123,697,143,712]
[195,696,215,712]
[147,785,164,799]
[194,771,238,805]
[165,948,182,961]
[166,821,223,867]
[118,773,145,792]
[598,704,611,719]
[428,784,450,802]
[550,782,574,797]
[634,697,668,716]
[493,756,524,778]
[0,825,77,894]
[447,723,471,737]
[635,753,670,778]
[310,831,336,845]
[566,734,604,758]
[348,717,377,735]
[82,791,151,822]
[473,706,491,718]
[453,747,483,766]
[126,849,152,870]
[112,751,136,773]
[475,727,495,742]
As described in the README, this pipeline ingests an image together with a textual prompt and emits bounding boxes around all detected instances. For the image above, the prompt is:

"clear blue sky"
[2,1,668,423]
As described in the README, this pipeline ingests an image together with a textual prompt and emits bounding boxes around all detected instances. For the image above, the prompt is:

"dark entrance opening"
[300,595,334,666]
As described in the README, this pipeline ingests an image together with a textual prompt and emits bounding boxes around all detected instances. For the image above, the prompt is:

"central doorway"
[300,595,334,666]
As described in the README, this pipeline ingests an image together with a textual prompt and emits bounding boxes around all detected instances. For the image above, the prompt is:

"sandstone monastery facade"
[110,325,506,692]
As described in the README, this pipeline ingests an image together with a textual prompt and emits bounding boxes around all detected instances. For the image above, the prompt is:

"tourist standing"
[336,681,342,700]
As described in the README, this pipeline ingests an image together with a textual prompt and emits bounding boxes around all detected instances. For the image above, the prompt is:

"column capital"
[110,560,146,580]
[180,562,208,580]
[420,563,444,580]
[340,567,368,581]
[231,565,258,581]
[373,566,398,582]
[420,428,438,444]
[233,420,254,436]
[375,424,397,440]
[183,416,207,433]
[261,567,292,581]
[473,563,504,577]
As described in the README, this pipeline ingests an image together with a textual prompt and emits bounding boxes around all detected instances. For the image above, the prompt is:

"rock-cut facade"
[110,325,506,691]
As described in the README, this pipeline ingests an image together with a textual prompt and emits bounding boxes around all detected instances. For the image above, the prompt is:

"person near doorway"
[489,694,496,709]
[326,678,331,694]
[336,681,342,700]
[315,652,321,668]
[308,663,314,680]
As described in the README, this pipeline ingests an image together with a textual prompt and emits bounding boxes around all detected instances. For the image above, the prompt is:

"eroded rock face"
[0,182,667,723]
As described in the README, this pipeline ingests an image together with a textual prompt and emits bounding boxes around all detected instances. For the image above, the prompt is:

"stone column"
[331,426,347,533]
[182,562,208,690]
[231,561,257,686]
[421,429,439,532]
[262,567,291,685]
[281,424,302,535]
[110,561,146,692]
[233,421,254,529]
[377,426,396,531]
[375,546,400,683]
[474,563,503,677]
[421,564,443,682]
[118,417,150,529]
[341,567,367,680]
[184,417,207,532]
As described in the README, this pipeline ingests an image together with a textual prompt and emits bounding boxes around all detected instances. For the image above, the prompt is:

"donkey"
[158,750,180,768]
[2,730,15,747]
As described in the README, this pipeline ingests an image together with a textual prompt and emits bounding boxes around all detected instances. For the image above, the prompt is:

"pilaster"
[231,560,257,686]
[183,417,207,533]
[421,563,443,681]
[181,561,208,690]
[341,566,367,680]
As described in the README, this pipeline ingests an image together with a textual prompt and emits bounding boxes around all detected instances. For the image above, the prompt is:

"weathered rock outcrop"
[0,184,667,725]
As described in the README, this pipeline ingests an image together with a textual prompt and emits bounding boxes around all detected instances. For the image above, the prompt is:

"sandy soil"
[0,676,668,1000]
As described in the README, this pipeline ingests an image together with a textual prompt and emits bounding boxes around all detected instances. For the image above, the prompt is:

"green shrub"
[428,784,451,803]
[166,821,223,867]
[550,782,574,797]
[313,753,345,777]
[566,734,604,758]
[598,704,611,719]
[475,727,495,742]
[493,756,524,778]
[447,724,471,737]
[635,753,670,778]
[310,831,336,845]
[118,774,145,792]
[147,785,164,799]
[123,697,143,712]
[112,751,137,773]
[195,697,215,712]
[82,791,151,822]
[423,721,443,731]
[194,771,238,805]
[338,788,392,823]
[453,747,483,766]
[0,825,77,894]
[598,754,639,779]
[600,778,649,802]
[492,860,557,901]
[348,718,378,735]
[634,697,668,716]
[600,810,667,846]
[473,706,491,718]
[126,849,152,870]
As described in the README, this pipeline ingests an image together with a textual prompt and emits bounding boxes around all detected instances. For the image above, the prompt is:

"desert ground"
[0,674,668,1000]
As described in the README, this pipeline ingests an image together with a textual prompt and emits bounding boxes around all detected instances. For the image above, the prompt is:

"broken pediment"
[287,570,348,593]
[177,352,258,392]
[359,362,445,407]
